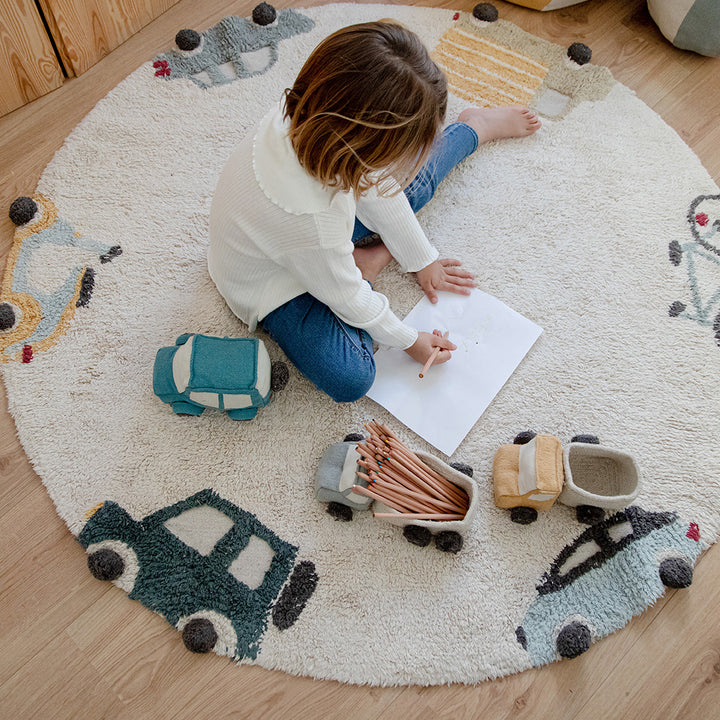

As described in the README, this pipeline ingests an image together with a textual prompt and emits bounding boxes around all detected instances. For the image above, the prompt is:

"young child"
[208,21,540,402]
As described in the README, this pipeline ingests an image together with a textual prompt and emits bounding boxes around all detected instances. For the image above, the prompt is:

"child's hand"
[415,259,475,304]
[405,330,457,366]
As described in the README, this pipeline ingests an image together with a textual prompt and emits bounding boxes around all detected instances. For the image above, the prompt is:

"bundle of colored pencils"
[352,420,469,521]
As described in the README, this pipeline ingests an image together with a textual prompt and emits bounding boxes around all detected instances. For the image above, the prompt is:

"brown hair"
[283,21,447,197]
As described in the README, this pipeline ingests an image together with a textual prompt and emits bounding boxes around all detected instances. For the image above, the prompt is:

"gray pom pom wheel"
[659,556,694,589]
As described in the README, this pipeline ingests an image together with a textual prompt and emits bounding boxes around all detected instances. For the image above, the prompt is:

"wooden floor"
[1,1,719,718]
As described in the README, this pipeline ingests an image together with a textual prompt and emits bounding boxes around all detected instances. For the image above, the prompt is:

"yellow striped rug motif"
[432,27,548,107]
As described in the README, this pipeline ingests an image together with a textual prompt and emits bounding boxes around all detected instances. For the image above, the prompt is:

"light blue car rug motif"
[668,193,720,345]
[79,489,318,660]
[152,3,314,89]
[516,506,701,665]
[0,195,122,363]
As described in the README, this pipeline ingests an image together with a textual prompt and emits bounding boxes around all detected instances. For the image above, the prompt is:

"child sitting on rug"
[208,20,540,402]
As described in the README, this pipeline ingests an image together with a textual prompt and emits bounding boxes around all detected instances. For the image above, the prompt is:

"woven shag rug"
[2,3,719,686]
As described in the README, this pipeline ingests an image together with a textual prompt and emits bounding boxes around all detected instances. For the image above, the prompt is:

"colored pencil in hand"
[419,330,449,378]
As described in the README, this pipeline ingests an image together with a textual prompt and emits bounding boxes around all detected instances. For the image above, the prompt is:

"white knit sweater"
[208,103,439,349]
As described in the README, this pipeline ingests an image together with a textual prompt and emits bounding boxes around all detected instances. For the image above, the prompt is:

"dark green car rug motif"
[79,489,318,660]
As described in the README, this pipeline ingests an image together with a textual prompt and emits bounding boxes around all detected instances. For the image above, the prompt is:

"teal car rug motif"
[79,489,318,659]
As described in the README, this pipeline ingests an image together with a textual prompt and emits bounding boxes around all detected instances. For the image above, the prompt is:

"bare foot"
[458,106,541,143]
[353,242,393,283]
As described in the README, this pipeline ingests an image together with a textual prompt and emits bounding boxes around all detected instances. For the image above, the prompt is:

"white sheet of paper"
[366,289,542,456]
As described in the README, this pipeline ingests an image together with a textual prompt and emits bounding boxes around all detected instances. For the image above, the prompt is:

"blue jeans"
[262,122,479,402]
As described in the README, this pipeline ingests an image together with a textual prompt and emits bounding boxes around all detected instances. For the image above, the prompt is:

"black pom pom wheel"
[567,42,592,65]
[510,506,538,525]
[556,621,592,659]
[270,361,289,392]
[513,430,537,445]
[473,3,499,22]
[9,196,38,226]
[576,505,605,525]
[435,530,464,554]
[182,618,218,653]
[343,432,364,443]
[175,28,202,51]
[571,433,600,445]
[87,548,125,582]
[327,501,353,522]
[659,557,694,589]
[252,2,277,26]
[404,524,432,547]
[0,303,17,332]
[449,461,474,478]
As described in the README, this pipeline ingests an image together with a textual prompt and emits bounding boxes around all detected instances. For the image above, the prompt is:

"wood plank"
[1,1,719,718]
[38,0,181,76]
[0,0,64,117]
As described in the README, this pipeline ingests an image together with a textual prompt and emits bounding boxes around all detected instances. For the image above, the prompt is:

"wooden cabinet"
[1,0,179,117]
[38,0,179,77]
[0,0,65,117]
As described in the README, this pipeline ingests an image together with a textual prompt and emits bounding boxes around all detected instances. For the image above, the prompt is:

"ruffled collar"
[252,103,339,215]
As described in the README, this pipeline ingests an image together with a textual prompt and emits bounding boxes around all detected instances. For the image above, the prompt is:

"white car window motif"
[228,535,275,590]
[164,505,235,555]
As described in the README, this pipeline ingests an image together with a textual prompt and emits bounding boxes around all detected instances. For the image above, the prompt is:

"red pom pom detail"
[696,212,709,227]
[687,522,700,541]
[453,12,460,20]
[22,345,33,363]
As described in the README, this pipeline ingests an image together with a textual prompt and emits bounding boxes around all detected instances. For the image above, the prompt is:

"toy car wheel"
[9,196,39,226]
[0,302,18,332]
[513,431,537,445]
[435,530,463,554]
[510,506,538,524]
[272,561,319,630]
[270,361,289,392]
[343,432,364,443]
[576,505,605,525]
[326,501,353,522]
[85,540,139,592]
[172,401,203,416]
[567,42,592,65]
[404,525,432,547]
[87,548,125,582]
[182,617,218,653]
[659,556,694,589]
[177,611,237,658]
[175,29,202,52]
[556,620,592,659]
[449,461,473,478]
[570,434,600,445]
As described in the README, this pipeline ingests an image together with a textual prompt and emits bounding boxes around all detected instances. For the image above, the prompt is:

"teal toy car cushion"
[153,333,288,420]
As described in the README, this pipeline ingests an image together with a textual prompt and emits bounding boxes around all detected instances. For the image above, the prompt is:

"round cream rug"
[1,3,718,686]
